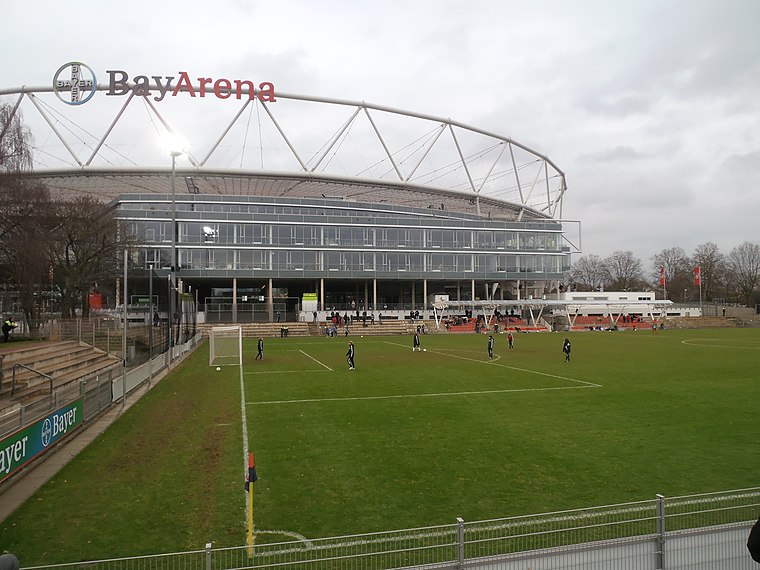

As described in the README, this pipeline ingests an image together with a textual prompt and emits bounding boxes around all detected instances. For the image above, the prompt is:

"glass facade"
[118,195,571,281]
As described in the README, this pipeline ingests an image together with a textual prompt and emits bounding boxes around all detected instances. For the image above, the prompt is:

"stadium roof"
[2,81,568,221]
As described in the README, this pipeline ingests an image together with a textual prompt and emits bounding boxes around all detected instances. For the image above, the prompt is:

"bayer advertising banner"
[0,400,83,483]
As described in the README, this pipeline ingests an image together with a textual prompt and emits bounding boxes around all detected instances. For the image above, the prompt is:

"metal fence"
[24,487,760,570]
[0,333,202,440]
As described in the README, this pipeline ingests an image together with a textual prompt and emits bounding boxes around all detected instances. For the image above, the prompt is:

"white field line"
[245,369,328,375]
[299,349,333,371]
[383,340,601,388]
[253,529,313,547]
[681,339,760,349]
[238,363,251,535]
[249,384,595,406]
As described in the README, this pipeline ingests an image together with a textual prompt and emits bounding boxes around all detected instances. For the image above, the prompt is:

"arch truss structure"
[0,82,567,220]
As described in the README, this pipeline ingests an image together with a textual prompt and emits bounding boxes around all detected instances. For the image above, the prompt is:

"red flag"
[694,266,701,287]
[659,266,665,287]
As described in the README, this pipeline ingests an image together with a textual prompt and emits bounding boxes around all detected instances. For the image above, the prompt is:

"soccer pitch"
[3,328,760,564]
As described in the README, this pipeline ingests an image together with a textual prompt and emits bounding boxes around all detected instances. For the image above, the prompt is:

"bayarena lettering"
[106,70,276,102]
[1,63,590,332]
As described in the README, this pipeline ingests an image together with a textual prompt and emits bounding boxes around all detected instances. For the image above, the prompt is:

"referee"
[488,335,494,359]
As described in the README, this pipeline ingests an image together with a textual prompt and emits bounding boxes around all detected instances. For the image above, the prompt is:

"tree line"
[1,102,134,335]
[567,244,760,306]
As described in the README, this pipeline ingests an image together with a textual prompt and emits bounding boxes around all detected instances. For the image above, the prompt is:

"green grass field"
[2,328,760,565]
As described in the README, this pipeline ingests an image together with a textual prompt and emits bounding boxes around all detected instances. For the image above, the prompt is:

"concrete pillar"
[423,279,428,319]
[373,279,377,313]
[364,281,369,310]
[320,278,324,311]
[412,281,416,311]
[471,279,475,302]
[267,278,273,322]
[232,277,237,323]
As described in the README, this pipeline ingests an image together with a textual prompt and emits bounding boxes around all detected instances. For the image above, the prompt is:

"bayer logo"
[53,62,97,105]
[41,418,53,447]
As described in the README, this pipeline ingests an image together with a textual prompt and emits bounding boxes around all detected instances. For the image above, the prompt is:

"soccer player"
[413,332,421,351]
[255,337,264,360]
[563,337,571,362]
[488,335,494,359]
[507,331,514,350]
[346,340,355,370]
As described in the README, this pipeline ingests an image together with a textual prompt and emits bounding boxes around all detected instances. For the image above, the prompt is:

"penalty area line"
[249,384,598,406]
[382,340,601,388]
[299,349,334,371]
[245,369,329,375]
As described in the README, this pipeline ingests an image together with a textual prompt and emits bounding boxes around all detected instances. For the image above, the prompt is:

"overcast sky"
[3,0,759,270]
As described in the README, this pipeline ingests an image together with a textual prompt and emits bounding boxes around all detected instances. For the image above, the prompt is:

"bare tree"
[727,242,760,306]
[0,101,53,334]
[49,197,136,318]
[603,250,643,291]
[568,254,606,291]
[0,98,33,173]
[692,242,725,301]
[651,247,691,301]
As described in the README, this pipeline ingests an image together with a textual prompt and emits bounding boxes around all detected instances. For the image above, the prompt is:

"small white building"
[560,291,700,318]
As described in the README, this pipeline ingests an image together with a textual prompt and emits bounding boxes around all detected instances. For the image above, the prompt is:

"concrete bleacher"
[311,318,423,336]
[200,320,433,338]
[199,322,311,338]
[0,341,122,410]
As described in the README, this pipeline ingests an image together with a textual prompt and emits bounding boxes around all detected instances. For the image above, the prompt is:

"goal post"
[209,325,243,367]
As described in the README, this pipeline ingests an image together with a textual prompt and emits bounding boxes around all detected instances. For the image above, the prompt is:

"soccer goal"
[209,325,243,367]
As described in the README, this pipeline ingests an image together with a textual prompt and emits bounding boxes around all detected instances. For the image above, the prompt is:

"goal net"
[209,325,243,367]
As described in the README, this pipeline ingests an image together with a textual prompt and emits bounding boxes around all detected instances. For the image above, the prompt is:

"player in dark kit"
[507,332,514,350]
[256,337,264,360]
[413,332,421,351]
[346,341,355,370]
[563,337,571,362]
[488,335,494,359]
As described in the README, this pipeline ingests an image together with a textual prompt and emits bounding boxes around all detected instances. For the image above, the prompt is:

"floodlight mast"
[168,139,184,358]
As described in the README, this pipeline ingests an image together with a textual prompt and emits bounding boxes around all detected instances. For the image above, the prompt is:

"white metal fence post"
[456,517,465,569]
[205,542,213,570]
[656,493,665,569]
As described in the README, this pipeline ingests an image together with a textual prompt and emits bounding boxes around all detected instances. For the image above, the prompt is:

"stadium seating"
[0,341,121,410]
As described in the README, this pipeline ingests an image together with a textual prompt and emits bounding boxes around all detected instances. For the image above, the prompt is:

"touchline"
[105,69,276,102]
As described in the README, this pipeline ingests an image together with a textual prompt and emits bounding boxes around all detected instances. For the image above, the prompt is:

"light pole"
[148,263,153,368]
[168,142,184,358]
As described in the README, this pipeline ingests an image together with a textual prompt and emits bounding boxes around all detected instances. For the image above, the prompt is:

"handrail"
[11,363,53,396]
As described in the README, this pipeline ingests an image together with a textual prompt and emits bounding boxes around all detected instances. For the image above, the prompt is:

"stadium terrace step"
[665,316,741,329]
[201,320,435,338]
[0,341,121,410]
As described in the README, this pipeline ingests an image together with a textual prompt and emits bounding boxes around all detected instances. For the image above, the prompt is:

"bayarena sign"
[53,61,276,106]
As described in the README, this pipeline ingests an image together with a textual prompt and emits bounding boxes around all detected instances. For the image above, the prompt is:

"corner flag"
[245,452,258,491]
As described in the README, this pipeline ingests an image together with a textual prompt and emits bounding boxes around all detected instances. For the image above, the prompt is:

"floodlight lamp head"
[162,131,187,157]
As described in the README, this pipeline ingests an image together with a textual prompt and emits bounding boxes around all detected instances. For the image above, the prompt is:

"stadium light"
[164,132,186,358]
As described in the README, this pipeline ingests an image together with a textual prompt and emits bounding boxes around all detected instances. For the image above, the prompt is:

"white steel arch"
[0,83,567,219]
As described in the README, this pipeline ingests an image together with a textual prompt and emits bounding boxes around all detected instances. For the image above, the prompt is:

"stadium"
[2,66,759,570]
[1,62,577,326]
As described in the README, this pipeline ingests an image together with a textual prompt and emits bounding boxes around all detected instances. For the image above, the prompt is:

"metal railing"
[23,487,760,570]
[0,333,202,440]
[10,363,52,396]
